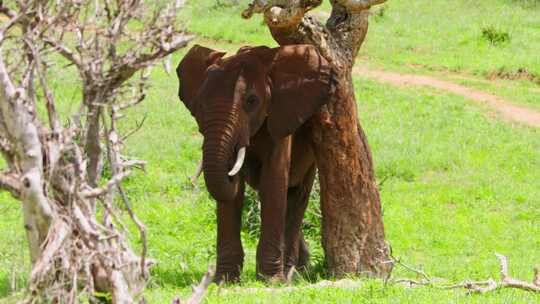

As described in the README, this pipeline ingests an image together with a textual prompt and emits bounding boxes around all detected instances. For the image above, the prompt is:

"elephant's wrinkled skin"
[176,44,335,282]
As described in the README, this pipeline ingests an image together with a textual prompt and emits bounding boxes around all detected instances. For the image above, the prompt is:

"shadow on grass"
[295,259,332,284]
[148,258,332,290]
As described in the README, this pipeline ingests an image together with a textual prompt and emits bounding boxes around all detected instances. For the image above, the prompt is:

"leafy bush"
[481,26,511,45]
[242,188,262,240]
[241,183,323,242]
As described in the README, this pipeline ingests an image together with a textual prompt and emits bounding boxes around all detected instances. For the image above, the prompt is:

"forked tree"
[0,1,194,302]
[242,0,392,277]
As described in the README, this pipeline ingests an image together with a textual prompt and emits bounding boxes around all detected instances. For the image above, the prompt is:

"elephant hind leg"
[284,165,316,278]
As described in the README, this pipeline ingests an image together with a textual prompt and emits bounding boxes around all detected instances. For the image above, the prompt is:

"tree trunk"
[242,0,392,277]
[312,74,389,277]
[0,60,53,265]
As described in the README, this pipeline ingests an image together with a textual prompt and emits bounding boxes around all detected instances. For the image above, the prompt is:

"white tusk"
[191,161,203,183]
[228,147,246,176]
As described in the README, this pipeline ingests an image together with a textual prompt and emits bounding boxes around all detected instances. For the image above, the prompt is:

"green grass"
[2,0,540,303]
[362,0,540,77]
[186,0,540,108]
[185,0,540,79]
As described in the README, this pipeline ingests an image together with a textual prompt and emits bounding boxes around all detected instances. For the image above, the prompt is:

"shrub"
[481,26,511,45]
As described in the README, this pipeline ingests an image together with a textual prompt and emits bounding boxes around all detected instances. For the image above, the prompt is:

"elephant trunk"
[202,114,241,202]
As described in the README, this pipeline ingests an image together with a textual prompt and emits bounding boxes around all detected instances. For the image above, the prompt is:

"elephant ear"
[176,45,226,117]
[267,44,336,140]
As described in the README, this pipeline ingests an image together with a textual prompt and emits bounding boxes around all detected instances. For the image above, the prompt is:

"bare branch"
[43,38,83,69]
[186,266,216,304]
[485,253,540,293]
[0,171,21,198]
[242,0,322,20]
[0,4,30,42]
[104,104,149,280]
[0,49,18,99]
[0,3,16,19]
[263,6,306,28]
[29,220,70,283]
[121,113,148,142]
[241,0,267,19]
[190,161,203,185]
[242,0,323,28]
[81,171,132,198]
[23,37,61,132]
[391,255,431,283]
[117,183,149,280]
[390,254,540,294]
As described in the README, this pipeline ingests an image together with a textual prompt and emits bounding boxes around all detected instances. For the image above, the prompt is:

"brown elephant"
[176,44,335,282]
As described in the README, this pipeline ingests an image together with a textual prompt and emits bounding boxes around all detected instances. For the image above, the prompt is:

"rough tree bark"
[242,0,392,277]
[0,1,194,302]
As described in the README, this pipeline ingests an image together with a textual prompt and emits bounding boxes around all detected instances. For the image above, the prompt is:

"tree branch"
[187,266,216,304]
[335,0,387,12]
[81,171,132,198]
[172,266,216,304]
[0,3,16,19]
[240,0,370,67]
[43,38,83,69]
[242,0,323,28]
[390,253,540,294]
[0,171,20,198]
[478,253,540,293]
[263,5,306,28]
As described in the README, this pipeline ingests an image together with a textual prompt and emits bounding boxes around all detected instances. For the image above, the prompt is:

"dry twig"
[172,266,216,304]
[389,253,540,294]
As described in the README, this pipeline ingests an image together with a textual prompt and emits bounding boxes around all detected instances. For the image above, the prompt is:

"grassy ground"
[1,0,540,303]
[186,0,540,108]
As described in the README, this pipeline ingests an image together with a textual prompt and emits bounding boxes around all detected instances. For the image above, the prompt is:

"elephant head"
[177,44,335,202]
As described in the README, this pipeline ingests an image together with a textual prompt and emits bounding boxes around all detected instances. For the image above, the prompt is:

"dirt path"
[354,66,540,128]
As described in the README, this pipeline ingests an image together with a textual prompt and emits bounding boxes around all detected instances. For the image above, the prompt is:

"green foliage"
[92,291,113,302]
[241,188,261,240]
[481,26,511,45]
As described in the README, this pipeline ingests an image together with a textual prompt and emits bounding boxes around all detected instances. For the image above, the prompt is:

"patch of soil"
[354,65,540,128]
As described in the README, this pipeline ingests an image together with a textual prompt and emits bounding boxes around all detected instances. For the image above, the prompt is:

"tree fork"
[243,0,392,277]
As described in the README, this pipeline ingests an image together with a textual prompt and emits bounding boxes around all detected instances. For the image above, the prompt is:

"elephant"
[176,43,336,283]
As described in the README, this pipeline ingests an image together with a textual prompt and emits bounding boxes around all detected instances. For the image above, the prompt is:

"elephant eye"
[244,94,259,112]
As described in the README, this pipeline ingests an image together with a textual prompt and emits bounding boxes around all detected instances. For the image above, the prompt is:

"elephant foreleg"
[215,181,245,283]
[284,165,315,277]
[256,137,291,282]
